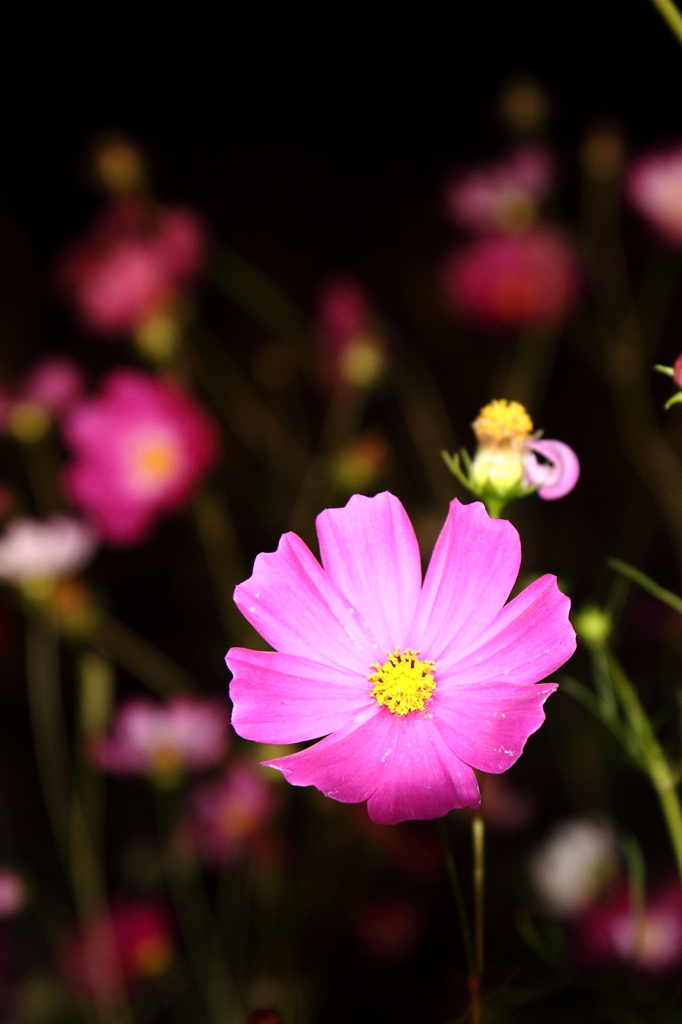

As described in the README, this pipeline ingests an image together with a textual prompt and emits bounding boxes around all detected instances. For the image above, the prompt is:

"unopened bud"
[574,605,611,646]
[499,79,548,136]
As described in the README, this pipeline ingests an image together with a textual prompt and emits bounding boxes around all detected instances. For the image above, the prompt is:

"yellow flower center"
[369,648,436,715]
[133,439,179,486]
[472,399,534,445]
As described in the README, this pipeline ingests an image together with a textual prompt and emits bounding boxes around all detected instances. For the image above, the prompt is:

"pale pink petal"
[316,492,422,654]
[524,439,580,500]
[367,714,480,825]
[412,500,521,659]
[227,648,374,743]
[234,532,382,672]
[263,706,393,803]
[439,574,575,684]
[432,680,558,773]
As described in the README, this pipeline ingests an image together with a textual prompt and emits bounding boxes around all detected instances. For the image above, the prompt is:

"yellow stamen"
[472,399,533,445]
[133,441,179,484]
[369,648,436,715]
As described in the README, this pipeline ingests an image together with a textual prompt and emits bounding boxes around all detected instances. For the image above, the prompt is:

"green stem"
[437,818,475,974]
[649,0,682,46]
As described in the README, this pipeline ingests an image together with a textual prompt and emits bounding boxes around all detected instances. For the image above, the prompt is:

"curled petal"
[524,439,580,500]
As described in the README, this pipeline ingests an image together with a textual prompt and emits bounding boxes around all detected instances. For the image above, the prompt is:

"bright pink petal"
[227,647,374,743]
[367,713,480,825]
[234,533,382,672]
[263,707,393,804]
[524,439,580,500]
[433,680,558,773]
[439,574,575,684]
[413,500,521,659]
[316,492,422,654]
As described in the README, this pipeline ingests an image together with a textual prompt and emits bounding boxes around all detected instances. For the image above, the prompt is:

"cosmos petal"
[234,532,382,673]
[316,492,422,654]
[439,574,575,685]
[227,648,374,743]
[433,680,558,773]
[524,439,580,500]
[413,500,521,659]
[367,713,480,824]
[263,706,394,804]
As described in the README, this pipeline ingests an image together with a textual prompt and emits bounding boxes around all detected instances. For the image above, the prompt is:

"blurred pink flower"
[0,870,25,918]
[446,146,554,232]
[673,353,682,390]
[0,516,97,583]
[62,369,219,545]
[576,881,682,974]
[62,901,173,1005]
[188,759,278,863]
[440,229,580,329]
[523,438,581,500]
[351,894,422,958]
[56,201,205,337]
[227,492,575,825]
[316,276,385,388]
[628,147,682,245]
[92,697,230,785]
[21,356,84,415]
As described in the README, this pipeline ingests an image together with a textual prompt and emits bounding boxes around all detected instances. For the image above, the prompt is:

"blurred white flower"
[529,818,618,917]
[0,516,97,583]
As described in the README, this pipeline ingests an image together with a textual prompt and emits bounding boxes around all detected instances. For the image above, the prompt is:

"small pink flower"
[20,356,84,415]
[0,870,25,918]
[576,881,682,973]
[188,759,278,863]
[628,147,682,245]
[440,229,580,329]
[227,493,576,825]
[0,516,97,583]
[56,201,205,337]
[62,369,219,545]
[92,697,230,784]
[523,438,581,500]
[445,146,554,233]
[673,354,682,389]
[316,276,385,387]
[62,901,173,1004]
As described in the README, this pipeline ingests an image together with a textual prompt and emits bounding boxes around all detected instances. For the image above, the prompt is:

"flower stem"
[437,818,475,975]
[649,0,682,46]
[470,810,485,1024]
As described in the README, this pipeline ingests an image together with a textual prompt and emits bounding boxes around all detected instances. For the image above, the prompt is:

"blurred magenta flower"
[440,228,580,329]
[530,818,618,917]
[576,881,682,973]
[187,759,277,863]
[62,369,219,545]
[56,201,205,337]
[0,870,26,918]
[92,697,230,786]
[63,900,173,1005]
[316,276,385,388]
[20,356,85,415]
[628,147,682,245]
[227,492,575,825]
[0,516,97,584]
[445,145,554,233]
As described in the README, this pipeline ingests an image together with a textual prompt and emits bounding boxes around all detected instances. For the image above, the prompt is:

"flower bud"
[574,605,612,646]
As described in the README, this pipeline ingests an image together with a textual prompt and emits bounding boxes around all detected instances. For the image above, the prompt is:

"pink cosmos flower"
[56,201,205,337]
[316,276,385,388]
[445,146,554,233]
[187,759,278,863]
[62,901,173,1005]
[227,493,575,825]
[440,229,580,329]
[575,881,682,973]
[62,369,219,545]
[92,697,230,784]
[522,439,581,500]
[627,147,682,246]
[0,516,97,583]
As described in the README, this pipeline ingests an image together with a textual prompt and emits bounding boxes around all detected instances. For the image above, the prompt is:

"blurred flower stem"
[649,0,682,47]
[569,579,682,887]
[94,612,198,696]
